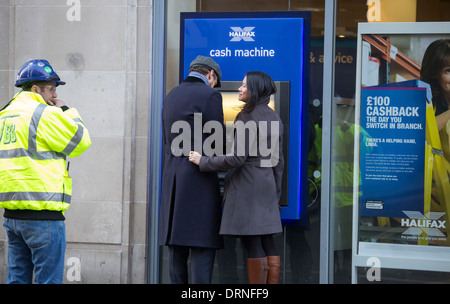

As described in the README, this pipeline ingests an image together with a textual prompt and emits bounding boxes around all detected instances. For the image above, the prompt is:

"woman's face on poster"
[437,57,450,98]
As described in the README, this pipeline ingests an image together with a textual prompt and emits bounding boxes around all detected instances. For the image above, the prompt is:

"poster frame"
[352,22,450,283]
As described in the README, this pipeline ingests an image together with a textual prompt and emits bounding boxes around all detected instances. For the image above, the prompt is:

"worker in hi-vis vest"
[0,59,91,284]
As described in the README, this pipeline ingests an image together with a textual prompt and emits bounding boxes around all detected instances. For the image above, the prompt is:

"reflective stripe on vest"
[0,103,84,160]
[0,192,71,204]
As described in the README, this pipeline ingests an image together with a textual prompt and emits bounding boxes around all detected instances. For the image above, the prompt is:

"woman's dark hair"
[240,71,277,114]
[420,39,450,106]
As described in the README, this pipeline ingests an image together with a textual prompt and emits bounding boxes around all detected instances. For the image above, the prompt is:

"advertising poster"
[355,24,450,247]
[360,85,426,218]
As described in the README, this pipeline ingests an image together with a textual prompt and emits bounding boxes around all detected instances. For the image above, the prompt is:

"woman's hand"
[189,151,202,165]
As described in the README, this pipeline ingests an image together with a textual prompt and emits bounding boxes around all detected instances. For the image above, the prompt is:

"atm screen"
[222,92,275,124]
[221,90,275,154]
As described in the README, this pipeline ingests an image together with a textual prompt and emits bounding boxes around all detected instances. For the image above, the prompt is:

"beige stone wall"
[0,0,152,283]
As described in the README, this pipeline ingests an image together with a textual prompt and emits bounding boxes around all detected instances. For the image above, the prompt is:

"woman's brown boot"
[247,257,269,284]
[266,256,281,284]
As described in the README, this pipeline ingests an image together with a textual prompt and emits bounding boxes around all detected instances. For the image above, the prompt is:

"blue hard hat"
[15,59,66,88]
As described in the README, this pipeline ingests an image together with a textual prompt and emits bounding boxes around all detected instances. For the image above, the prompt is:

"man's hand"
[48,98,67,108]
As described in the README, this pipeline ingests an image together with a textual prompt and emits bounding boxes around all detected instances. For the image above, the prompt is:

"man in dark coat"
[159,56,224,284]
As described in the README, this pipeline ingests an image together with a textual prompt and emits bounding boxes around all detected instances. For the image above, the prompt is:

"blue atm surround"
[180,12,311,225]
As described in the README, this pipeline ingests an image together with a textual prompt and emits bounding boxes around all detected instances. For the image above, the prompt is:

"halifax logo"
[401,211,446,237]
[229,27,255,42]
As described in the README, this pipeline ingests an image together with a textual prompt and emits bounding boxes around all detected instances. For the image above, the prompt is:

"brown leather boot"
[247,257,269,284]
[266,256,281,284]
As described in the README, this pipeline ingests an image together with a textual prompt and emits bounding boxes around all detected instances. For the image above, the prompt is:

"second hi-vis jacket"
[0,91,91,212]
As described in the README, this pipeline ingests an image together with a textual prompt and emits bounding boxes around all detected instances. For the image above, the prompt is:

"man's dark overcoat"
[159,76,224,249]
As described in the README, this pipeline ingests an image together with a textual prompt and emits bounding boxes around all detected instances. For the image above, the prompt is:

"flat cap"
[190,55,222,87]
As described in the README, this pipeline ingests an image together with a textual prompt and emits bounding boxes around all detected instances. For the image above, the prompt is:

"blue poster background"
[360,86,426,217]
[180,12,310,223]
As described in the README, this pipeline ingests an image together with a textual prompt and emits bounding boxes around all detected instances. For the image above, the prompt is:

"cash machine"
[180,11,310,225]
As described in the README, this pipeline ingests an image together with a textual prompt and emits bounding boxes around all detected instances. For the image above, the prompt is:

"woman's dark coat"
[159,76,224,249]
[199,100,284,236]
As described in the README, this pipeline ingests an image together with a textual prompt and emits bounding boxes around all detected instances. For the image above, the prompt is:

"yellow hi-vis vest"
[0,91,91,211]
[333,121,373,208]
